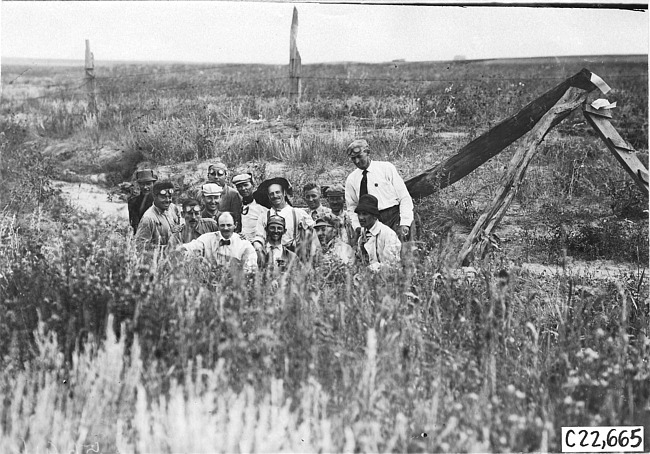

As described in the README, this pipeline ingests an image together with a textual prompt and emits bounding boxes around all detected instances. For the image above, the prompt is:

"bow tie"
[219,239,231,246]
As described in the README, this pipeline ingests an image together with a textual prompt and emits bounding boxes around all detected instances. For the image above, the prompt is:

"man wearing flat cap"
[345,139,414,242]
[260,214,298,271]
[326,183,356,245]
[314,213,355,266]
[232,172,268,242]
[128,169,157,234]
[252,177,317,262]
[355,194,401,272]
[168,198,219,249]
[200,183,224,221]
[135,180,184,249]
[207,163,242,229]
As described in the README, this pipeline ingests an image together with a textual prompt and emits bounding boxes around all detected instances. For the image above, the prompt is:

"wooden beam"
[405,68,600,199]
[582,107,649,195]
[289,7,301,102]
[457,87,590,266]
[84,39,97,116]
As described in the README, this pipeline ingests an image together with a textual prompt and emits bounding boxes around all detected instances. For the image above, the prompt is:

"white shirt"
[240,199,268,241]
[303,205,332,221]
[254,205,315,248]
[345,160,414,230]
[181,232,257,273]
[359,220,401,271]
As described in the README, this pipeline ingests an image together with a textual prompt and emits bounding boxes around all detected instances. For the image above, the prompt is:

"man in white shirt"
[252,177,317,261]
[345,139,414,242]
[355,194,401,272]
[180,212,258,274]
[232,173,268,242]
[303,182,331,221]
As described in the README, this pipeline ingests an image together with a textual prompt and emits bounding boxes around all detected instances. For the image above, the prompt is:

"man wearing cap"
[201,183,223,221]
[325,183,356,245]
[168,199,219,249]
[345,139,414,242]
[252,177,317,261]
[355,194,401,272]
[303,182,332,221]
[207,163,242,229]
[260,215,298,271]
[135,180,184,249]
[314,213,355,266]
[232,172,268,242]
[179,211,258,274]
[128,169,157,234]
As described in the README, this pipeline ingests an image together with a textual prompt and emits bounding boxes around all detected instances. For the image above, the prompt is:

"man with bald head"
[179,211,258,274]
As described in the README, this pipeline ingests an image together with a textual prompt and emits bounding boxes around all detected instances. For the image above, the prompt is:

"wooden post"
[457,87,590,266]
[85,39,97,116]
[289,7,301,102]
[582,105,648,195]
[405,69,600,199]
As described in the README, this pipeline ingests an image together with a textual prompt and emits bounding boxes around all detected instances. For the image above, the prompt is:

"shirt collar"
[366,221,381,236]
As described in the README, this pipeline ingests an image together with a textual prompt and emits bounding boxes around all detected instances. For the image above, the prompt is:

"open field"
[0,56,648,452]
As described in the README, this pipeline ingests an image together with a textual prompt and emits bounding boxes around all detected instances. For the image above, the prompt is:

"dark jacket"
[128,192,154,234]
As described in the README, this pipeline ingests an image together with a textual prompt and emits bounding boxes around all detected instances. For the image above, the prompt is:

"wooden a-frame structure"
[400,68,648,265]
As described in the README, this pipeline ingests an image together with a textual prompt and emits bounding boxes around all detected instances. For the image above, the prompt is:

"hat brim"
[355,207,380,217]
[137,177,157,183]
[253,177,293,209]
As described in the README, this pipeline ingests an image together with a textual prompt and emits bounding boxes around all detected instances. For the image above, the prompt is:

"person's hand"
[399,225,410,241]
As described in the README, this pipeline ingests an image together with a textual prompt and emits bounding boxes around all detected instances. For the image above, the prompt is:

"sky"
[1,2,648,64]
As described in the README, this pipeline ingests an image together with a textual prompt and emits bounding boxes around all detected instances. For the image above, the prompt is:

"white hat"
[202,183,223,196]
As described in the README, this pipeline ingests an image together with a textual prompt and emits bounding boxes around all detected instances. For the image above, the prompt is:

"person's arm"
[345,174,361,230]
[253,212,267,250]
[387,163,414,228]
[241,241,259,274]
[383,228,403,266]
[134,216,156,248]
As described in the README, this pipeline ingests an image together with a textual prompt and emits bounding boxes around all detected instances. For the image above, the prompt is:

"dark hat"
[355,194,380,216]
[253,177,293,209]
[346,139,370,157]
[152,180,175,195]
[267,215,286,229]
[326,184,345,197]
[135,169,157,183]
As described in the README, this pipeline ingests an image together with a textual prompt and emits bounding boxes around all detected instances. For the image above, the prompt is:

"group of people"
[128,139,415,274]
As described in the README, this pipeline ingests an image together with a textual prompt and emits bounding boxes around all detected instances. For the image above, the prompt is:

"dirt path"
[54,180,128,220]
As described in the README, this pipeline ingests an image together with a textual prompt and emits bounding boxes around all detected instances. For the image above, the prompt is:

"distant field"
[0,54,648,453]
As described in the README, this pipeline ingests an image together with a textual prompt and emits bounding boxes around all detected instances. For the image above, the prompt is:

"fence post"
[85,39,97,116]
[289,7,301,102]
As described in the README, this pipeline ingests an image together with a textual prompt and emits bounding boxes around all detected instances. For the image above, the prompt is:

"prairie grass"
[0,56,648,452]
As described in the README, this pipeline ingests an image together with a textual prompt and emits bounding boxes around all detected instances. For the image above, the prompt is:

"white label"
[562,426,644,452]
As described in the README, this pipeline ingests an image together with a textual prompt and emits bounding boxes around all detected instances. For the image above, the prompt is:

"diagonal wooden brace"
[457,86,591,266]
[582,107,648,195]
[406,68,601,199]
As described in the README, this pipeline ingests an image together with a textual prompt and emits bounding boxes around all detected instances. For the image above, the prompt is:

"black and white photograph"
[1,1,648,452]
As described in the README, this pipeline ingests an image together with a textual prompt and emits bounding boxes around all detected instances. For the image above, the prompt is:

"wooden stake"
[457,87,590,266]
[289,7,301,102]
[85,39,97,116]
[405,69,598,199]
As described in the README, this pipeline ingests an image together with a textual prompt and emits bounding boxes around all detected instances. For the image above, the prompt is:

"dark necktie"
[219,239,231,246]
[360,169,368,197]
